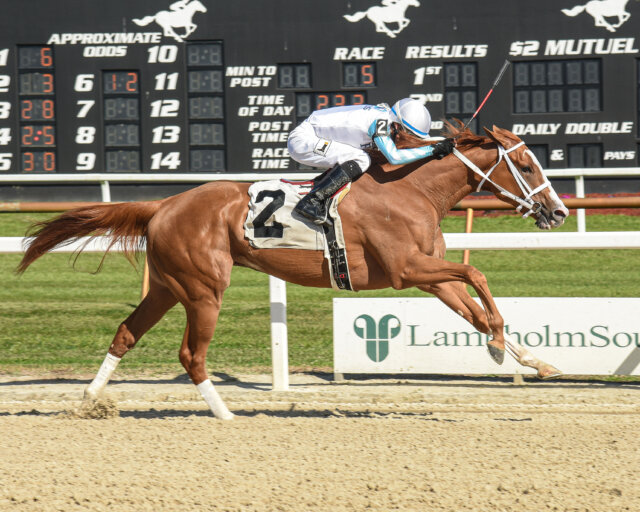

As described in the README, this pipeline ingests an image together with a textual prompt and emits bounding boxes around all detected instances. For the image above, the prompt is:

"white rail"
[1,168,638,231]
[4,232,640,254]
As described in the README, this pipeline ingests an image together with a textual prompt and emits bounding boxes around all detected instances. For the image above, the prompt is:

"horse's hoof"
[487,343,505,365]
[537,365,562,380]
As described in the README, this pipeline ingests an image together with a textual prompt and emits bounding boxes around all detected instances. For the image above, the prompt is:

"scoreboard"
[0,0,639,185]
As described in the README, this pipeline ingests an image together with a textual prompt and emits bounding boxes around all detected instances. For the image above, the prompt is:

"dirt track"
[1,373,639,512]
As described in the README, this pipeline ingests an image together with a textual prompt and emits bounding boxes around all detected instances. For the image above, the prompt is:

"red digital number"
[40,47,53,67]
[22,126,33,145]
[315,94,330,109]
[43,73,54,93]
[21,100,32,120]
[23,152,34,172]
[22,125,55,146]
[21,99,54,120]
[333,94,346,107]
[127,72,138,92]
[43,100,54,119]
[43,126,55,145]
[22,152,56,172]
[361,64,375,85]
[44,152,55,171]
[352,94,365,105]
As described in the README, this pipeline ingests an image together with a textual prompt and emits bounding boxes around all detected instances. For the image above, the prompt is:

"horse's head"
[476,126,569,229]
[192,0,207,13]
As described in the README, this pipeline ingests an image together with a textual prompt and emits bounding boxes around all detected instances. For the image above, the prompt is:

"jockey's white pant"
[287,121,370,173]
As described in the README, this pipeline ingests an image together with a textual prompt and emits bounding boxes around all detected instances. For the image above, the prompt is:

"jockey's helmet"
[391,98,431,139]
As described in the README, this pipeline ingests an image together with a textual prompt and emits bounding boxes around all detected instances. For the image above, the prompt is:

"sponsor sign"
[334,298,640,375]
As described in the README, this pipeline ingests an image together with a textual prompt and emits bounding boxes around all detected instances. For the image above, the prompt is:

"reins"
[452,142,551,218]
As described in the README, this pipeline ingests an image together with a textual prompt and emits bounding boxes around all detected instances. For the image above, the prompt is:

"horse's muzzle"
[535,204,568,230]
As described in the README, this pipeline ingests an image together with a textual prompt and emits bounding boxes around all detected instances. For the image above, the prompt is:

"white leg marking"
[504,333,539,368]
[84,353,121,399]
[197,380,234,420]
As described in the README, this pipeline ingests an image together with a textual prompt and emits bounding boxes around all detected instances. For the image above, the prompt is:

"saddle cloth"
[243,179,352,290]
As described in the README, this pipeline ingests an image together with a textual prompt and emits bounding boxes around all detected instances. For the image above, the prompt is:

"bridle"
[452,142,551,218]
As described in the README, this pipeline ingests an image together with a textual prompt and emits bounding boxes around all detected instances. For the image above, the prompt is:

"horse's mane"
[441,119,491,149]
[367,119,491,165]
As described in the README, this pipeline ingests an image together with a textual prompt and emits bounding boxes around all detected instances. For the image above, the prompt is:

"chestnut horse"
[17,123,569,419]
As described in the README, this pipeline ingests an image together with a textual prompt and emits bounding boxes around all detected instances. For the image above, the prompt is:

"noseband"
[452,142,551,218]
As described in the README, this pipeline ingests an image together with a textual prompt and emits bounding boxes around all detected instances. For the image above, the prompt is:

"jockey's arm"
[368,119,436,165]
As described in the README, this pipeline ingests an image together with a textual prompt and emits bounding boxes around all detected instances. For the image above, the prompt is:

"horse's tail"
[132,15,156,26]
[561,5,586,16]
[16,200,165,274]
[344,11,367,22]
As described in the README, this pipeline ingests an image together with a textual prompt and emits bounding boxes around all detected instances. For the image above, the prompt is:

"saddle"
[243,179,353,290]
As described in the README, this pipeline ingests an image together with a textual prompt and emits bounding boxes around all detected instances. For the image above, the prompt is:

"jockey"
[169,0,190,10]
[287,98,455,225]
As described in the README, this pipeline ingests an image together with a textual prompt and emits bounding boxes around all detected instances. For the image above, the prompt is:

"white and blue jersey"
[287,103,438,173]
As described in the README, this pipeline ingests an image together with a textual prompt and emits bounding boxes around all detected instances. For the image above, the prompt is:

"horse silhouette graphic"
[133,0,207,42]
[562,0,630,32]
[344,0,420,39]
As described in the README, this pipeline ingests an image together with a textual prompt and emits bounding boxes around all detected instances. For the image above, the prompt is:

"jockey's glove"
[432,139,455,159]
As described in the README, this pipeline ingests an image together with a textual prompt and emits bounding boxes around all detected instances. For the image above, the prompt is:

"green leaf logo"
[354,314,401,362]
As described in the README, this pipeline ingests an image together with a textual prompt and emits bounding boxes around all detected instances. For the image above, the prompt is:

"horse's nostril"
[554,209,567,218]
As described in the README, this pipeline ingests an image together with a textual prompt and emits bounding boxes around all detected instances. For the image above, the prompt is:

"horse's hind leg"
[178,297,234,420]
[84,278,177,399]
[177,292,233,419]
[374,20,396,38]
[163,250,234,419]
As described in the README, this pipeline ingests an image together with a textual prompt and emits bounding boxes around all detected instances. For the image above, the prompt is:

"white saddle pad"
[244,179,324,250]
[244,179,351,290]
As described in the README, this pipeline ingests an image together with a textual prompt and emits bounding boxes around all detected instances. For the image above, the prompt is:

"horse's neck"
[406,145,495,220]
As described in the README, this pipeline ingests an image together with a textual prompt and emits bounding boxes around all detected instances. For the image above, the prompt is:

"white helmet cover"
[391,98,431,139]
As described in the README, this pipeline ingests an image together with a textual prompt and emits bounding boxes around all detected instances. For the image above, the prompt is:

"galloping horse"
[18,123,569,419]
[343,0,420,38]
[562,0,630,32]
[133,0,207,42]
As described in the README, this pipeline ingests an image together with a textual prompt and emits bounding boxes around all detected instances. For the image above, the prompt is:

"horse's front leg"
[400,254,506,346]
[613,13,630,28]
[593,16,616,32]
[419,281,561,379]
[503,334,562,379]
[395,18,409,32]
[400,253,564,376]
[85,278,178,399]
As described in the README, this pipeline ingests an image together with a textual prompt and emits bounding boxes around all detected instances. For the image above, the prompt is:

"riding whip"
[462,59,511,132]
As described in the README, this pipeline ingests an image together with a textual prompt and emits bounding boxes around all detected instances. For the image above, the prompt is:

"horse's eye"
[521,166,532,174]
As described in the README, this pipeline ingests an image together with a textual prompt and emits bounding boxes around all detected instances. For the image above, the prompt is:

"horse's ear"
[483,126,500,144]
[492,125,522,144]
[484,125,519,147]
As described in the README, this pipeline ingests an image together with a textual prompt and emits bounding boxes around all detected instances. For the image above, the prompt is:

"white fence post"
[575,175,586,233]
[269,275,289,391]
[100,180,111,203]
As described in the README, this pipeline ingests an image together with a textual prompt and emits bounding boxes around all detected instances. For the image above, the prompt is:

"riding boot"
[294,161,361,225]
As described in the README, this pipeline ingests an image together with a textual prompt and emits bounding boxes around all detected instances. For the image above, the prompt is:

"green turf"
[1,212,639,372]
